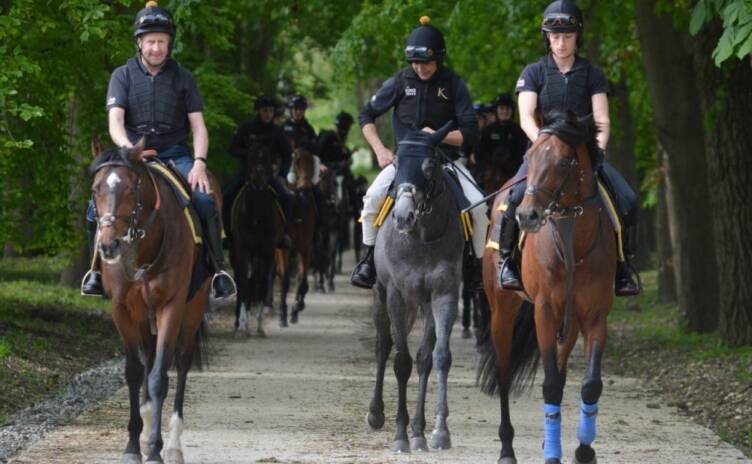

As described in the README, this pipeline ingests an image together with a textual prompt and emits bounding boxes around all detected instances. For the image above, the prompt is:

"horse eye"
[559,159,570,169]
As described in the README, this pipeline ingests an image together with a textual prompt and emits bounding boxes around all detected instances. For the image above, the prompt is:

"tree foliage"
[691,0,752,66]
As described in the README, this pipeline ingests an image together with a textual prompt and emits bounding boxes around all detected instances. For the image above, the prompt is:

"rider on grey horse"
[350,16,483,289]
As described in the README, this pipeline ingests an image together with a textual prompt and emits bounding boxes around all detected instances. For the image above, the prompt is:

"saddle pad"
[147,162,202,245]
[486,181,624,262]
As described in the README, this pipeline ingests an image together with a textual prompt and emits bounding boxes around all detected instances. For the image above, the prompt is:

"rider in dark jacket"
[223,95,293,244]
[82,1,235,299]
[282,94,318,153]
[497,0,640,297]
[476,93,527,183]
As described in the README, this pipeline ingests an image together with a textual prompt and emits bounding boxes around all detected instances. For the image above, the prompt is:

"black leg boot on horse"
[81,214,104,296]
[615,224,641,296]
[206,214,237,299]
[496,206,523,291]
[350,244,376,289]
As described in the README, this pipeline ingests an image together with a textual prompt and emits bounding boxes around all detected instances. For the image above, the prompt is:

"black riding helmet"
[541,0,584,48]
[134,1,176,38]
[288,94,308,109]
[404,16,446,63]
[494,93,516,119]
[335,111,354,129]
[254,95,277,111]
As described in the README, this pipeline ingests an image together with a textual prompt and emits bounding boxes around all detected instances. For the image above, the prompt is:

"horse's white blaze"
[165,412,184,451]
[106,172,122,189]
[139,401,153,446]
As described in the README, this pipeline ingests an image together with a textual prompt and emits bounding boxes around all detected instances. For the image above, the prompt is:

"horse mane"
[89,146,133,174]
[540,109,599,167]
[293,148,314,182]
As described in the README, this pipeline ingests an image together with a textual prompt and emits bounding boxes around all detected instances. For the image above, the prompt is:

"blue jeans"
[87,144,217,224]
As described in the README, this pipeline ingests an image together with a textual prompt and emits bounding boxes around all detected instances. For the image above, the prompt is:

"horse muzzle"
[393,193,417,233]
[516,205,545,233]
[99,236,123,263]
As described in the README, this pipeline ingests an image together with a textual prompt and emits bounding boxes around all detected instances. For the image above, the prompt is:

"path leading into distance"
[9,252,750,463]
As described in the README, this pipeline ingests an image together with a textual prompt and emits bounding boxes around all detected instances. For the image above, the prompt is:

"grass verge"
[606,270,752,457]
[0,257,121,424]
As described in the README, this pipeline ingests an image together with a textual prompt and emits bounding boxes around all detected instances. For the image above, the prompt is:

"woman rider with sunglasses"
[350,16,483,289]
[496,0,641,297]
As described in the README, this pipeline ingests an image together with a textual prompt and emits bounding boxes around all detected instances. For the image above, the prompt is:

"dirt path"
[9,252,751,464]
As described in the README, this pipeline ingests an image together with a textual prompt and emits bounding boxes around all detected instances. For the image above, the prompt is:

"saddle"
[230,183,286,232]
[145,157,210,302]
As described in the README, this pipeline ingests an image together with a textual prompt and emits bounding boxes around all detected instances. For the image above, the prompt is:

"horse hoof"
[429,428,451,450]
[461,328,472,339]
[257,328,267,338]
[410,436,428,452]
[164,448,184,464]
[120,453,142,464]
[498,457,517,464]
[574,444,597,464]
[391,439,410,453]
[366,411,385,430]
[144,460,164,464]
[290,313,298,324]
[279,319,288,328]
[544,459,561,464]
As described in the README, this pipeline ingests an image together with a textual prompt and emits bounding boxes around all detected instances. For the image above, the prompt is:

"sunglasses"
[542,14,578,28]
[139,13,172,25]
[405,45,435,59]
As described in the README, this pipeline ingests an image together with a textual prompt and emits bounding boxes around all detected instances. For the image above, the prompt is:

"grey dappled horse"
[366,121,465,452]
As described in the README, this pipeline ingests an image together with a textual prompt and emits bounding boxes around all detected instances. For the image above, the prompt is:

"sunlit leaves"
[690,0,752,66]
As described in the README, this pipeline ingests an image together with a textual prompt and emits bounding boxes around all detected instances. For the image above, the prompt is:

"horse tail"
[477,301,539,396]
[191,318,210,371]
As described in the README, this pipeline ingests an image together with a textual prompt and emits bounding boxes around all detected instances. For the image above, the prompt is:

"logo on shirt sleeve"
[516,78,525,89]
[107,96,117,106]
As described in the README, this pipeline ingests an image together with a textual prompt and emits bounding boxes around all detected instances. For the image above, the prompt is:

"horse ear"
[128,138,146,162]
[428,120,455,146]
[90,137,103,159]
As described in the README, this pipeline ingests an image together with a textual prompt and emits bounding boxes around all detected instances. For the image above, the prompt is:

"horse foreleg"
[410,303,436,452]
[145,307,181,463]
[573,315,606,464]
[538,303,567,464]
[367,283,391,431]
[121,349,144,463]
[387,289,412,453]
[428,293,456,450]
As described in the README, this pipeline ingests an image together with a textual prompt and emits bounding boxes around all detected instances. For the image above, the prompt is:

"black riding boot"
[206,214,237,299]
[496,209,522,291]
[350,245,376,289]
[615,224,641,296]
[81,219,104,296]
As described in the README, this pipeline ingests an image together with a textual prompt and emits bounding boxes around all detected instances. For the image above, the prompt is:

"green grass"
[0,256,120,424]
[609,269,752,380]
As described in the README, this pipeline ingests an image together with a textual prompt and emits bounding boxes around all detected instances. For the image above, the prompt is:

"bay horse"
[277,147,316,326]
[313,166,340,293]
[477,111,615,464]
[231,144,281,337]
[366,121,463,452]
[90,141,213,464]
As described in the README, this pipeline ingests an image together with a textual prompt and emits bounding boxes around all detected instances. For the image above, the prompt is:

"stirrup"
[80,269,104,297]
[211,270,237,300]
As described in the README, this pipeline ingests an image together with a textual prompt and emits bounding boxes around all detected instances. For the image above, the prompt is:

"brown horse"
[91,141,217,464]
[277,148,316,326]
[478,112,615,464]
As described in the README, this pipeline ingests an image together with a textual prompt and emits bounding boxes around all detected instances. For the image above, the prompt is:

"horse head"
[90,138,153,265]
[245,143,273,189]
[392,120,454,233]
[517,110,598,233]
[292,147,315,189]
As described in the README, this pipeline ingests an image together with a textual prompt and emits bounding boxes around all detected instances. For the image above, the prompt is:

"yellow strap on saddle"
[147,163,201,245]
[374,196,394,228]
[597,181,625,262]
[460,211,473,242]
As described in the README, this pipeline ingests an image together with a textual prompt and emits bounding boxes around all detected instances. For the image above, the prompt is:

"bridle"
[523,132,596,225]
[95,160,161,246]
[395,141,446,216]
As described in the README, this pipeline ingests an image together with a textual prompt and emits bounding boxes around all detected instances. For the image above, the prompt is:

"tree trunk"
[59,93,90,288]
[634,0,719,332]
[691,22,752,345]
[656,146,677,303]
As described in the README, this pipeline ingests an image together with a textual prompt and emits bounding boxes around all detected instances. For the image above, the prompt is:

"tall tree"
[634,0,719,332]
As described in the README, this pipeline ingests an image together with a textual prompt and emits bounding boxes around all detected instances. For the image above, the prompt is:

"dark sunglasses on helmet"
[542,14,578,28]
[139,13,172,25]
[405,45,434,59]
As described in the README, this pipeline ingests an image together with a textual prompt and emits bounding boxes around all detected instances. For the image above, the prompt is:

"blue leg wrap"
[543,403,562,460]
[577,400,598,445]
